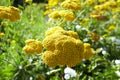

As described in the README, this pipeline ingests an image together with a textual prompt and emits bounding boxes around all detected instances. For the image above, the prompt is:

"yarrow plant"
[1,0,120,80]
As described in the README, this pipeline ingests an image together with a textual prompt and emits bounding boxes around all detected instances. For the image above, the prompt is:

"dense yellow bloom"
[42,27,84,67]
[0,32,5,36]
[49,10,75,21]
[105,1,117,8]
[25,0,32,3]
[94,4,109,11]
[61,0,81,10]
[106,25,116,33]
[112,8,120,13]
[23,39,42,54]
[0,6,20,21]
[83,43,94,60]
[48,10,61,19]
[117,0,120,3]
[98,0,106,3]
[45,26,64,36]
[48,0,59,7]
[59,10,75,21]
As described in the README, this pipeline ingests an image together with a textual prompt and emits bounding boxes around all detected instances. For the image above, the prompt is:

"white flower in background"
[83,38,89,42]
[110,37,116,42]
[102,50,107,55]
[115,60,120,65]
[64,67,77,80]
[75,25,81,29]
[116,39,120,44]
[29,76,33,80]
[115,71,120,77]
[29,57,33,63]
[64,74,70,80]
[100,37,104,40]
[19,65,22,69]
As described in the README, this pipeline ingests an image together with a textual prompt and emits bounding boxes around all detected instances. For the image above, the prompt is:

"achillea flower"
[106,25,116,33]
[42,27,84,67]
[61,0,81,10]
[105,1,117,8]
[45,26,64,36]
[48,0,59,7]
[0,6,20,21]
[0,32,5,36]
[59,10,75,21]
[48,10,61,19]
[98,0,106,3]
[83,43,95,60]
[23,39,42,54]
[94,4,109,11]
[49,10,75,21]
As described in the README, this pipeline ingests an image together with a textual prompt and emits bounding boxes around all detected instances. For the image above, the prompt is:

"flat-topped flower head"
[0,6,20,21]
[42,27,84,67]
[61,0,81,10]
[23,39,42,54]
[83,43,95,60]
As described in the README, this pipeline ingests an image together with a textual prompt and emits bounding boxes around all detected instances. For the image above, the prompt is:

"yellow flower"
[42,27,84,67]
[23,39,42,54]
[61,0,81,10]
[48,10,61,19]
[48,0,59,7]
[83,43,94,60]
[45,26,64,36]
[112,8,120,13]
[25,0,32,3]
[105,1,117,8]
[49,10,75,21]
[98,0,106,3]
[107,25,116,31]
[0,32,5,36]
[0,6,20,21]
[117,0,120,3]
[94,4,109,11]
[59,10,75,21]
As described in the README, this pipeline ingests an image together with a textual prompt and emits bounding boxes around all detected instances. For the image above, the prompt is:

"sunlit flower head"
[23,39,42,54]
[42,27,84,67]
[0,32,5,36]
[0,6,20,21]
[59,10,75,21]
[61,0,81,10]
[83,43,95,60]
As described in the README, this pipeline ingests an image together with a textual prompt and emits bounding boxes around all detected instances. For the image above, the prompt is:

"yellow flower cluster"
[48,0,59,7]
[83,43,94,60]
[0,32,5,36]
[49,10,75,21]
[42,27,94,67]
[45,26,64,36]
[106,25,116,33]
[0,6,20,21]
[94,1,117,11]
[61,0,81,10]
[83,0,96,6]
[23,39,42,54]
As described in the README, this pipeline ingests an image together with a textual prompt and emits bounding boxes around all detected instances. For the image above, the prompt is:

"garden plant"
[0,0,120,80]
